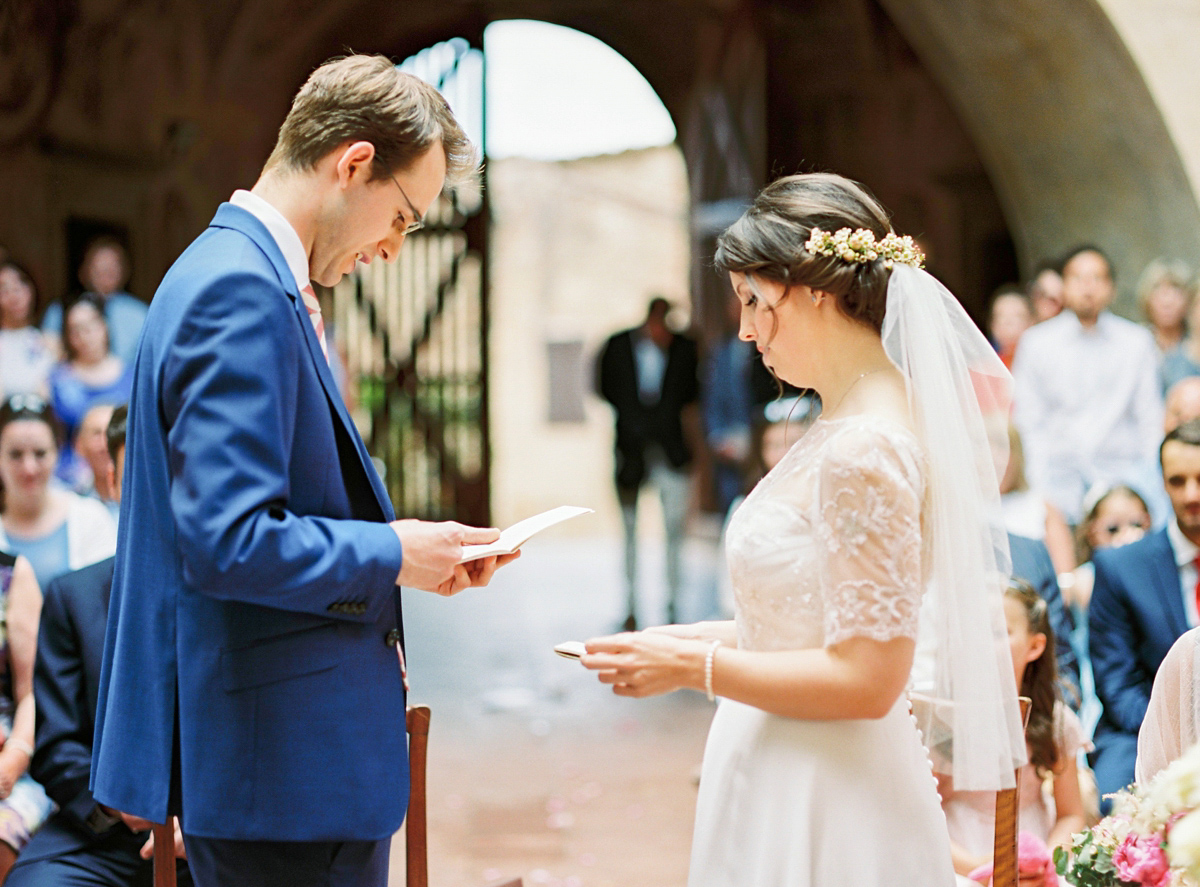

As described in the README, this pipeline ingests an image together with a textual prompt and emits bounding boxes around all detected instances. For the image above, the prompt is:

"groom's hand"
[392,520,506,595]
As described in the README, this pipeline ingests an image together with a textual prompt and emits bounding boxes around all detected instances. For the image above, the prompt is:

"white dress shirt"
[1167,519,1200,628]
[634,334,667,405]
[1013,311,1164,523]
[229,190,310,294]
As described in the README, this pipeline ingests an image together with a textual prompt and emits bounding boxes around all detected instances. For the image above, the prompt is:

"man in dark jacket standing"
[597,297,699,630]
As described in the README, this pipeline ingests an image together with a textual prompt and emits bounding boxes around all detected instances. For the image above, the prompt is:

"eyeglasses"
[388,173,426,236]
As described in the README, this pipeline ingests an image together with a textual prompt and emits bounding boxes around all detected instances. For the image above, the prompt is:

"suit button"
[385,629,402,646]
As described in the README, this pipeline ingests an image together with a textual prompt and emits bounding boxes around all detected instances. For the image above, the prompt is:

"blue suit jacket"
[1090,527,1189,745]
[91,205,408,841]
[22,559,117,864]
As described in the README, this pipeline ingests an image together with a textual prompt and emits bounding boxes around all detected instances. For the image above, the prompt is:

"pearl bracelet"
[6,738,33,759]
[705,639,722,702]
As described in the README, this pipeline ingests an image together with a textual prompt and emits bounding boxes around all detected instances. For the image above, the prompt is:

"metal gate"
[331,37,490,524]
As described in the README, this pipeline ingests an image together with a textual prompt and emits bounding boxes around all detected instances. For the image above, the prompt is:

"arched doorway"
[2,0,1196,520]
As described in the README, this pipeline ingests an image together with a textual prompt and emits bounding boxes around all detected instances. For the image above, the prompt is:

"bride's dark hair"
[714,172,895,333]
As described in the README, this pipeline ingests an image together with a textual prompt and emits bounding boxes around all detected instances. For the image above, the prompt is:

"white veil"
[885,264,1027,791]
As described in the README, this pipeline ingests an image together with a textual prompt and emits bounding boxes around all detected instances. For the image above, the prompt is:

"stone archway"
[880,0,1200,300]
[4,1,1196,311]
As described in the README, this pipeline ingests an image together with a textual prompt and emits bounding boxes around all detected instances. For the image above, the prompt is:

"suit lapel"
[210,204,395,522]
[1152,529,1190,635]
[287,296,395,521]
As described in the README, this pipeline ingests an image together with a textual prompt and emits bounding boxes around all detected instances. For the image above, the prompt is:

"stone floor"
[386,529,725,887]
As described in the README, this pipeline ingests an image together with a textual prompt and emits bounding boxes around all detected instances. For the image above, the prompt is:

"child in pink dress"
[939,578,1090,885]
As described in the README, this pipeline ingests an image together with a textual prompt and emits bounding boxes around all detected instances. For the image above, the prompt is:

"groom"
[91,55,510,886]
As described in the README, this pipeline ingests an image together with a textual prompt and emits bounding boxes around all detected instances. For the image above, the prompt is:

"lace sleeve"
[817,426,925,646]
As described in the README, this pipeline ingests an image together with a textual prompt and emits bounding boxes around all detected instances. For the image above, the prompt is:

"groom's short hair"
[265,54,479,187]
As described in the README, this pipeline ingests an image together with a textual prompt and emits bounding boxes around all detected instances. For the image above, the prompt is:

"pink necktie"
[300,284,330,364]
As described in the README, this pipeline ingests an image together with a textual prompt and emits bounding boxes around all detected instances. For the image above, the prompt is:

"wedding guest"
[1067,484,1152,612]
[596,297,699,629]
[1139,258,1192,356]
[988,285,1033,369]
[1000,422,1075,575]
[0,552,54,883]
[70,403,119,517]
[48,294,133,448]
[1160,284,1200,395]
[1013,245,1163,525]
[0,262,54,399]
[6,405,192,887]
[940,579,1088,884]
[1028,262,1064,324]
[0,396,115,590]
[581,173,1025,886]
[1089,419,1200,812]
[41,239,146,365]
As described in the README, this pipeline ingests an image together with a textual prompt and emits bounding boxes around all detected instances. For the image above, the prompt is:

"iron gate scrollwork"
[331,37,490,525]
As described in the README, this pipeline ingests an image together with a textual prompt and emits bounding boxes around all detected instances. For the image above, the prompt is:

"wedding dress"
[688,413,956,887]
[1137,626,1200,784]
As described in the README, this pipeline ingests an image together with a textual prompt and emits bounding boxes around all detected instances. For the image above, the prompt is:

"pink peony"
[1112,832,1172,887]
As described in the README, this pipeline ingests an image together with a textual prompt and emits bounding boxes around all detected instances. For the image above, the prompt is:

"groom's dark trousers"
[182,836,389,887]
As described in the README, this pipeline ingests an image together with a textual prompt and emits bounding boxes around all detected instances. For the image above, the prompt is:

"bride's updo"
[714,172,895,333]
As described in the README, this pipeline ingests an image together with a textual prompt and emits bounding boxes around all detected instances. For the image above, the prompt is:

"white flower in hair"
[804,226,925,269]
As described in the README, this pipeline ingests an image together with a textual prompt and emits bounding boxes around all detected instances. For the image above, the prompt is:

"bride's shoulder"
[821,408,920,454]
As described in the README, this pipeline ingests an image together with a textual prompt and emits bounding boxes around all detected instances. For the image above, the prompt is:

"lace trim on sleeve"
[817,427,925,646]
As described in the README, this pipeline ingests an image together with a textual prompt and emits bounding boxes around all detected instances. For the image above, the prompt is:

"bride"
[580,172,1026,886]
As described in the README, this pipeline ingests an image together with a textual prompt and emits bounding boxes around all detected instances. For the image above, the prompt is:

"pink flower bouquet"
[1056,741,1200,887]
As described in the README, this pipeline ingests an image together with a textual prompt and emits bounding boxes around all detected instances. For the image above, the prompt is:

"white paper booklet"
[458,505,593,563]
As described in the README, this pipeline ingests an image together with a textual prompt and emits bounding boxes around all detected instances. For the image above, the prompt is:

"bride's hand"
[580,632,707,698]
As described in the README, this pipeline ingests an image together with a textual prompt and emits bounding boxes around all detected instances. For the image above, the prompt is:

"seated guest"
[1028,262,1064,324]
[41,240,146,366]
[48,295,133,449]
[7,406,191,886]
[1067,484,1153,611]
[1161,280,1200,395]
[1089,419,1200,811]
[64,405,118,517]
[0,396,115,590]
[987,285,1033,369]
[1138,258,1192,358]
[1013,245,1163,526]
[0,262,54,399]
[940,579,1088,884]
[0,553,54,882]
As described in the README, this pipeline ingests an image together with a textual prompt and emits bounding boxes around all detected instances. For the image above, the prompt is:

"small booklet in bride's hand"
[458,505,593,563]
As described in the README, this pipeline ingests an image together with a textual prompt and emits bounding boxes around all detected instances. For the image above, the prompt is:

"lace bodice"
[726,414,927,652]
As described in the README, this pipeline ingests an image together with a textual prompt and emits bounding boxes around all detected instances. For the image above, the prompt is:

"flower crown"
[804,227,925,270]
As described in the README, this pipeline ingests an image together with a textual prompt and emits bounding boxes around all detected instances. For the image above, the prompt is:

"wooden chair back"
[152,703,441,887]
[991,696,1033,887]
[406,704,432,887]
